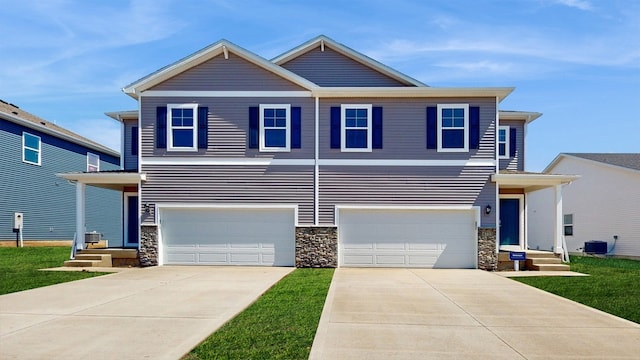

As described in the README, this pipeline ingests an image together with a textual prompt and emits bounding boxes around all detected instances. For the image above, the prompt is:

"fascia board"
[312,87,514,100]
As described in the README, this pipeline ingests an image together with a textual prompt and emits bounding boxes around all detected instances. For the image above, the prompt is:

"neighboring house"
[528,153,640,258]
[0,100,122,246]
[61,36,577,269]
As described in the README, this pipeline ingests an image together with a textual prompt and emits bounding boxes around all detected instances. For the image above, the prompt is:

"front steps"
[498,250,570,271]
[64,249,139,268]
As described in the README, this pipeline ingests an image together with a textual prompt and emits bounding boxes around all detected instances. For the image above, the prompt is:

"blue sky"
[1,0,638,171]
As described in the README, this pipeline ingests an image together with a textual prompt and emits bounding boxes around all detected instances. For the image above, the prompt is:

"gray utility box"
[84,232,101,244]
[584,241,607,255]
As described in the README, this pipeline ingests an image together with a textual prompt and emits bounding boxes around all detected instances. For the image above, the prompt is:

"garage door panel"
[339,209,476,268]
[161,207,295,266]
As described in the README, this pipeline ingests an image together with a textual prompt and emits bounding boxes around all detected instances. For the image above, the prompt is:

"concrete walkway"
[0,266,292,360]
[310,268,640,360]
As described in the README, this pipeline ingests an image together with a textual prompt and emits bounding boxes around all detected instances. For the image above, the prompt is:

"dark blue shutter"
[426,106,437,149]
[249,106,259,149]
[509,128,517,157]
[198,107,208,149]
[372,106,383,149]
[330,106,341,149]
[131,126,138,155]
[291,107,301,149]
[469,106,480,149]
[156,107,167,149]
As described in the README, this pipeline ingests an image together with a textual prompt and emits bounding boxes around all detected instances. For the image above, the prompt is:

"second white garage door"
[338,208,477,268]
[160,207,295,266]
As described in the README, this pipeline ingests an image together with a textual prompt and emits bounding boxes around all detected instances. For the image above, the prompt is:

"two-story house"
[61,36,577,269]
[0,100,122,247]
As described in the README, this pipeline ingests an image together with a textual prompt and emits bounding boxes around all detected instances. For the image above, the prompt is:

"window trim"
[22,132,41,166]
[563,214,574,236]
[167,103,198,152]
[87,152,100,172]
[437,104,469,152]
[341,104,372,152]
[259,104,291,152]
[498,125,510,159]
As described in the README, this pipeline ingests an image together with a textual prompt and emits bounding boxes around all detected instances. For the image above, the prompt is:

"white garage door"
[339,208,477,268]
[160,207,295,266]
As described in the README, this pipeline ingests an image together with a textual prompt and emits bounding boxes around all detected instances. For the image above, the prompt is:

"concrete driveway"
[310,268,640,360]
[0,266,292,360]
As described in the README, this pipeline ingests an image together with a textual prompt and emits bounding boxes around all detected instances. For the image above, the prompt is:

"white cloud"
[67,118,121,153]
[551,0,594,11]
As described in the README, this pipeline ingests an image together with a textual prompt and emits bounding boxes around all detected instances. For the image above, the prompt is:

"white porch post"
[76,182,85,251]
[554,184,563,254]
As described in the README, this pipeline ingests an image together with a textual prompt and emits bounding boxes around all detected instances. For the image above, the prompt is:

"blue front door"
[500,198,520,246]
[126,195,139,247]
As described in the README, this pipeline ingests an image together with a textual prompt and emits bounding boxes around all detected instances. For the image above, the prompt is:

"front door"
[500,198,520,246]
[124,194,139,247]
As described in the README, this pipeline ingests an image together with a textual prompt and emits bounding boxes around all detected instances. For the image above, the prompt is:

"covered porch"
[492,171,578,264]
[56,171,146,253]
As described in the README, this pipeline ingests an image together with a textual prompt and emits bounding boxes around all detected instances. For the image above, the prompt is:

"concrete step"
[526,258,562,265]
[64,259,103,267]
[74,254,112,267]
[79,249,138,259]
[529,263,571,271]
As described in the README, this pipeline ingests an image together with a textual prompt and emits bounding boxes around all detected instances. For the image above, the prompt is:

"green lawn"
[184,268,334,360]
[0,247,107,295]
[513,256,640,324]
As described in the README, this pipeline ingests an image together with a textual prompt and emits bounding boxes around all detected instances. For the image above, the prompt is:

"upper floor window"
[498,126,510,159]
[437,104,468,152]
[22,132,41,165]
[260,104,290,151]
[168,104,198,151]
[342,104,372,152]
[87,153,100,172]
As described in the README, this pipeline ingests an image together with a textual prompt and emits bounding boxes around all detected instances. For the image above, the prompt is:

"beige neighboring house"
[528,153,640,257]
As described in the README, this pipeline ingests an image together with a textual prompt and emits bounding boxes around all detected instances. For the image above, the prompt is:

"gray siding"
[319,97,496,160]
[281,47,410,87]
[498,120,524,171]
[151,53,305,91]
[140,165,314,225]
[123,119,138,171]
[141,97,315,159]
[0,119,122,245]
[319,166,496,227]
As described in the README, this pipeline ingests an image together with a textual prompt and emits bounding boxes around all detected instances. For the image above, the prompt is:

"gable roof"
[545,153,640,174]
[122,39,318,98]
[0,100,119,158]
[272,35,427,87]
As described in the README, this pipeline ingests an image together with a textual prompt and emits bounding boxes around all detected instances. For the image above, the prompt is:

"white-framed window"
[341,104,372,152]
[167,104,198,151]
[564,214,574,236]
[87,153,100,172]
[498,126,510,159]
[259,104,290,151]
[22,132,41,165]
[437,104,468,152]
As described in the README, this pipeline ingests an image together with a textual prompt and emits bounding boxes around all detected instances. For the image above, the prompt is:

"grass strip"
[0,247,107,295]
[513,256,640,324]
[185,268,334,360]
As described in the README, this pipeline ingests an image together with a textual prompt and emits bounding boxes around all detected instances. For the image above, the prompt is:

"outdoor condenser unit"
[84,231,101,244]
[584,241,607,255]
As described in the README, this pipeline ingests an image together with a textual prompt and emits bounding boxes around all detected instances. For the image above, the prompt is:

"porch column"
[76,182,85,251]
[554,184,563,254]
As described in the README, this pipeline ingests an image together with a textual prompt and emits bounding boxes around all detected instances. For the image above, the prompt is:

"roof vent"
[12,111,18,115]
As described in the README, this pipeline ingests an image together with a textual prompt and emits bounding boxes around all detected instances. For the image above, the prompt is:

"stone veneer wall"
[478,228,497,271]
[139,225,158,267]
[295,226,337,268]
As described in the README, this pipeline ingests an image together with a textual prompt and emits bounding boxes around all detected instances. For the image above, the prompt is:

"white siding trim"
[141,157,496,167]
[141,90,313,98]
[314,96,320,225]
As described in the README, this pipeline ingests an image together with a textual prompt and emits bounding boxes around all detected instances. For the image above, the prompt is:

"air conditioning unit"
[584,241,607,255]
[84,231,101,244]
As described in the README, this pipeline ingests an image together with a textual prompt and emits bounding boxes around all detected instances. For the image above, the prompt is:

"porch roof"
[491,170,579,192]
[56,170,146,191]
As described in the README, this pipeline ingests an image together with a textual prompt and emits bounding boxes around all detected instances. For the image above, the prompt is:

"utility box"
[13,212,23,230]
[584,241,607,255]
[84,231,101,244]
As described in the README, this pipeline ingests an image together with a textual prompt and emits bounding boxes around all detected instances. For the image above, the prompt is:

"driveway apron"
[0,266,293,360]
[310,268,640,360]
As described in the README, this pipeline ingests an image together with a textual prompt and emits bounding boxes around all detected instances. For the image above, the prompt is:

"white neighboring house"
[528,153,640,257]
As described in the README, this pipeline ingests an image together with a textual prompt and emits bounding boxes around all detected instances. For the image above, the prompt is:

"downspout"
[314,96,319,226]
[494,96,500,254]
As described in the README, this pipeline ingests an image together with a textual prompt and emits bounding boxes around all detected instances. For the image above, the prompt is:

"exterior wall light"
[485,205,492,215]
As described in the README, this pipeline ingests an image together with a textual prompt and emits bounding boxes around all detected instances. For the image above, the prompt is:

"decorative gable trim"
[271,35,427,87]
